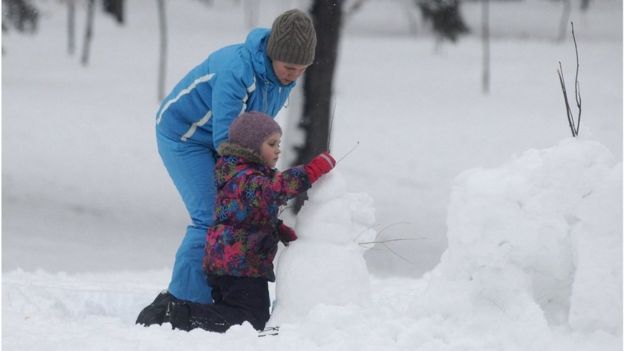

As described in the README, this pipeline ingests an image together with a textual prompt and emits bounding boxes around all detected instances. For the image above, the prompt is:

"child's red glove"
[304,152,336,183]
[277,220,297,245]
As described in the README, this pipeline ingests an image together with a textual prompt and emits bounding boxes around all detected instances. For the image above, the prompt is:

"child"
[165,111,335,332]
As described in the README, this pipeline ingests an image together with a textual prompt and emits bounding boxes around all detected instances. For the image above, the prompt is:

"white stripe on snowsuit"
[156,73,215,125]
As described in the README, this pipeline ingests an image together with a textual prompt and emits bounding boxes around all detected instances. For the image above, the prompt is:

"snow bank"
[411,138,622,350]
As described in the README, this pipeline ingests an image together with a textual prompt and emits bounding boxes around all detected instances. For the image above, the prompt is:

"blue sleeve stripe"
[181,111,213,141]
[156,73,215,124]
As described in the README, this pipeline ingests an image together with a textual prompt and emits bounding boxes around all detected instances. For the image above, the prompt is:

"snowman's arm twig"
[377,243,418,265]
[336,141,360,164]
[355,221,412,242]
[359,237,428,246]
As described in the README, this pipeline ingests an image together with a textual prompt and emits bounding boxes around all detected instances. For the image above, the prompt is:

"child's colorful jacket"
[203,142,311,281]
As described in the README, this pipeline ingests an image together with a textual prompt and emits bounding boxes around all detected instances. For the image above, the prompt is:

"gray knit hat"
[266,9,317,66]
[229,112,282,154]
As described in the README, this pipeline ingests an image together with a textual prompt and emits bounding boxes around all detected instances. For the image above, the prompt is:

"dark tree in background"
[292,0,343,211]
[81,0,95,66]
[79,0,124,66]
[417,0,469,42]
[103,0,124,24]
[2,0,38,33]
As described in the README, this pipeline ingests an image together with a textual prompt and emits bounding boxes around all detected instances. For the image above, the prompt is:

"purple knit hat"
[229,112,282,153]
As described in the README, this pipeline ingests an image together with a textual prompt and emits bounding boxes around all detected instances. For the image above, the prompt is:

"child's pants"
[187,275,271,332]
[156,129,216,304]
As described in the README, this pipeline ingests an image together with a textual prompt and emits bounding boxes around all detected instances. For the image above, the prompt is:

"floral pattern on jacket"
[203,142,311,281]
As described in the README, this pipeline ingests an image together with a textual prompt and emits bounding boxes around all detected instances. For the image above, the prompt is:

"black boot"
[168,300,232,333]
[166,300,192,331]
[136,290,178,326]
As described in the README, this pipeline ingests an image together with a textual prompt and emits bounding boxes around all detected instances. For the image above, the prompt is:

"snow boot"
[166,300,192,331]
[136,290,178,326]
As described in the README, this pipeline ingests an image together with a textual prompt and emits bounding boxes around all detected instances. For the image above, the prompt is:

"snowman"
[268,170,377,325]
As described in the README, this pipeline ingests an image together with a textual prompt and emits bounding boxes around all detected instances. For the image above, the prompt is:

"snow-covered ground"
[2,0,622,350]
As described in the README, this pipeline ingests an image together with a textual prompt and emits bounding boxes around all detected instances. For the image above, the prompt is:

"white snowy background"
[2,0,622,350]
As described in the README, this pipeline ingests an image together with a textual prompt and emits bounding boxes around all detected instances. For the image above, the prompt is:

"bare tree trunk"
[481,0,489,94]
[157,0,167,101]
[293,0,343,211]
[81,0,95,66]
[67,0,75,55]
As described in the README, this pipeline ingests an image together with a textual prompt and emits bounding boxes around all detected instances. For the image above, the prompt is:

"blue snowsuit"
[156,28,295,303]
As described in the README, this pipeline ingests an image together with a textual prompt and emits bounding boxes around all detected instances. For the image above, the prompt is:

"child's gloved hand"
[277,220,297,245]
[304,151,336,183]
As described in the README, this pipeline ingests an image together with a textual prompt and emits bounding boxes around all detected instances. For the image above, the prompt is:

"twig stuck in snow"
[556,21,582,137]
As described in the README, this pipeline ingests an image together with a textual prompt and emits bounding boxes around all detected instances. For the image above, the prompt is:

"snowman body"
[270,171,376,324]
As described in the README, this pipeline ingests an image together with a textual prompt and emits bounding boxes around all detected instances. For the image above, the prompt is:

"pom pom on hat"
[228,112,282,154]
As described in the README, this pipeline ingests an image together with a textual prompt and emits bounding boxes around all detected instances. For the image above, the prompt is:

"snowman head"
[296,170,377,249]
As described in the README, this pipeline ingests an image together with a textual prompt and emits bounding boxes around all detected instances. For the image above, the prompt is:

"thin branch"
[571,22,582,135]
[327,101,336,152]
[556,21,582,138]
[557,62,576,137]
[356,220,426,265]
[361,221,411,241]
[359,237,428,246]
[336,141,360,164]
[378,242,418,265]
[355,220,413,244]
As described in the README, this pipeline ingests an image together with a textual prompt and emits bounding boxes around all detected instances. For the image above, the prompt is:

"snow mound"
[411,138,622,349]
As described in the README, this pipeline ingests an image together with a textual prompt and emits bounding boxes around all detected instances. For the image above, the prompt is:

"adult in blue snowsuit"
[136,9,317,327]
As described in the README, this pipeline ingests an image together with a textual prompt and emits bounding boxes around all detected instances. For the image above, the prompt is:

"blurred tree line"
[2,0,124,33]
[0,0,597,187]
[2,0,124,62]
[1,0,596,38]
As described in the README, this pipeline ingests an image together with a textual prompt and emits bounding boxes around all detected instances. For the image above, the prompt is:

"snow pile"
[568,156,622,334]
[411,138,622,349]
[270,170,377,324]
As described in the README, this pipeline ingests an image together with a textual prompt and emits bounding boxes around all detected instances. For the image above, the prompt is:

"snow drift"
[410,138,622,350]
